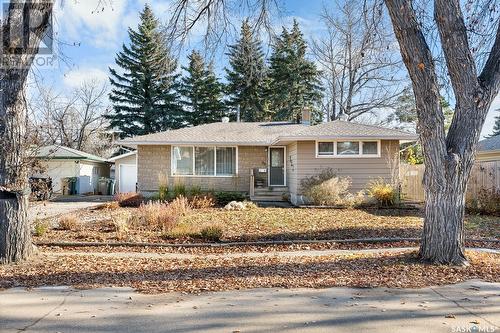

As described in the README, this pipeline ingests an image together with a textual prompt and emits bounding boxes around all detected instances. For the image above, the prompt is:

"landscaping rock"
[224,201,252,211]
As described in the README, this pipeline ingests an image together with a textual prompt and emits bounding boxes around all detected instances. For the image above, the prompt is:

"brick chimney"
[301,107,311,125]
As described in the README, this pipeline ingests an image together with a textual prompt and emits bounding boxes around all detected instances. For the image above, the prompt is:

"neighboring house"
[119,112,417,205]
[477,135,500,161]
[32,145,110,194]
[108,151,137,194]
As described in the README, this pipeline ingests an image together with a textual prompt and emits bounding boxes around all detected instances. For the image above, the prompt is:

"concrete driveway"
[29,195,113,221]
[1,280,498,333]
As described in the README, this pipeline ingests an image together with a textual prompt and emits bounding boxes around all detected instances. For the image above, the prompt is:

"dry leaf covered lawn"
[34,207,499,244]
[0,251,498,294]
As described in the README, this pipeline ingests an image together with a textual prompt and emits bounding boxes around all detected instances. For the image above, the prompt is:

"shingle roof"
[478,135,500,152]
[119,120,417,146]
[281,120,418,140]
[120,122,307,145]
[35,145,108,163]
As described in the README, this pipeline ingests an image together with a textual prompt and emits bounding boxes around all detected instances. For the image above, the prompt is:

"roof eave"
[117,140,274,146]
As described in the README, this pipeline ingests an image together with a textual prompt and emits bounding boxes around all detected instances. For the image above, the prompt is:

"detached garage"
[109,151,137,194]
[32,145,111,194]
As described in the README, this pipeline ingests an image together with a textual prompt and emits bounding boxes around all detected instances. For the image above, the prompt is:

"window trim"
[315,140,381,158]
[171,145,239,177]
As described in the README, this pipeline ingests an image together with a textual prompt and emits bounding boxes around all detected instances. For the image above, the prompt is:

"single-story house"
[119,114,417,205]
[32,145,110,194]
[108,151,137,194]
[477,135,500,161]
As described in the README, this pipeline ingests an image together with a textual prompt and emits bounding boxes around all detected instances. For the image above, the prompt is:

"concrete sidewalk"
[1,280,498,333]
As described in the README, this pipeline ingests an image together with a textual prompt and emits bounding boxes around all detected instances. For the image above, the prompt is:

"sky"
[32,0,499,138]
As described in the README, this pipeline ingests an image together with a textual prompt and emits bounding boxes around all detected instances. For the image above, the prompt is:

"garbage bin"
[98,178,109,195]
[68,177,78,195]
[108,179,116,195]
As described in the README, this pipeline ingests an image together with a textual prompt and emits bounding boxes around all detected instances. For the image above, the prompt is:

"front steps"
[251,186,289,202]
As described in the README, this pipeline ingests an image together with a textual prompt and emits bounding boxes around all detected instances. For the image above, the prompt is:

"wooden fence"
[400,161,500,202]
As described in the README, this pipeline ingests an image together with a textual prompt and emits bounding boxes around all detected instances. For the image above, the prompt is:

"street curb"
[35,237,500,248]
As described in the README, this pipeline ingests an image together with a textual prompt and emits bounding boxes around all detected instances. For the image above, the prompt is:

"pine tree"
[106,5,184,137]
[225,19,268,122]
[267,20,322,123]
[489,110,500,137]
[180,51,227,126]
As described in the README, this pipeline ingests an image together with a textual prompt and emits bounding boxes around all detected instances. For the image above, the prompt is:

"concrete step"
[251,196,287,202]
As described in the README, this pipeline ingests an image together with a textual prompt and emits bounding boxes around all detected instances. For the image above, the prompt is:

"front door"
[269,147,285,186]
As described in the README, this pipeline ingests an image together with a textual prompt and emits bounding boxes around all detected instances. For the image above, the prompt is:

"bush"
[189,195,216,209]
[214,192,245,206]
[115,192,144,207]
[58,214,80,231]
[301,170,360,206]
[173,182,187,198]
[136,197,191,232]
[189,185,202,197]
[466,188,500,215]
[33,219,49,237]
[300,168,338,190]
[200,224,223,241]
[110,212,130,240]
[367,178,398,207]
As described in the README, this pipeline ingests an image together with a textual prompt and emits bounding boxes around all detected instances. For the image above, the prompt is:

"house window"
[195,147,215,175]
[337,141,360,155]
[362,141,378,155]
[172,146,194,175]
[216,147,236,176]
[316,140,380,158]
[172,146,237,176]
[318,142,334,156]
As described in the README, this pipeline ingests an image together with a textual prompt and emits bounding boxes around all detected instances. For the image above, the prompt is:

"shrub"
[33,219,50,237]
[466,188,500,215]
[168,196,191,216]
[367,178,398,207]
[214,192,245,206]
[110,212,130,240]
[306,177,355,206]
[300,168,338,191]
[58,214,80,231]
[137,197,191,232]
[163,223,199,239]
[189,185,202,197]
[189,195,216,209]
[173,182,187,198]
[137,202,176,232]
[114,192,144,207]
[158,172,169,201]
[200,224,223,241]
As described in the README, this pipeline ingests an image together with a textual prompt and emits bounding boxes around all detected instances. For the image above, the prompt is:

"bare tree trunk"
[0,79,33,264]
[385,0,500,265]
[0,0,53,264]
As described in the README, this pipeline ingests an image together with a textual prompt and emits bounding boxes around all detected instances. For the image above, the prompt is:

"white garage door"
[119,164,137,193]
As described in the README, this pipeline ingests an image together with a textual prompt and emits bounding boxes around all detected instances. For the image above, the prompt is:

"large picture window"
[316,140,380,158]
[172,146,237,176]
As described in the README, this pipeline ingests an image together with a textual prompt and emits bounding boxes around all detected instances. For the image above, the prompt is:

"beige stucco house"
[119,118,417,205]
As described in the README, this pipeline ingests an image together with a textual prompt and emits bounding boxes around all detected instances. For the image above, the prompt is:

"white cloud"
[63,67,108,89]
[56,0,128,49]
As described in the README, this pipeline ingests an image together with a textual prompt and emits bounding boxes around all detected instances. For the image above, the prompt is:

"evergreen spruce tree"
[106,5,184,137]
[267,20,322,123]
[180,50,227,126]
[225,19,268,122]
[489,110,500,137]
